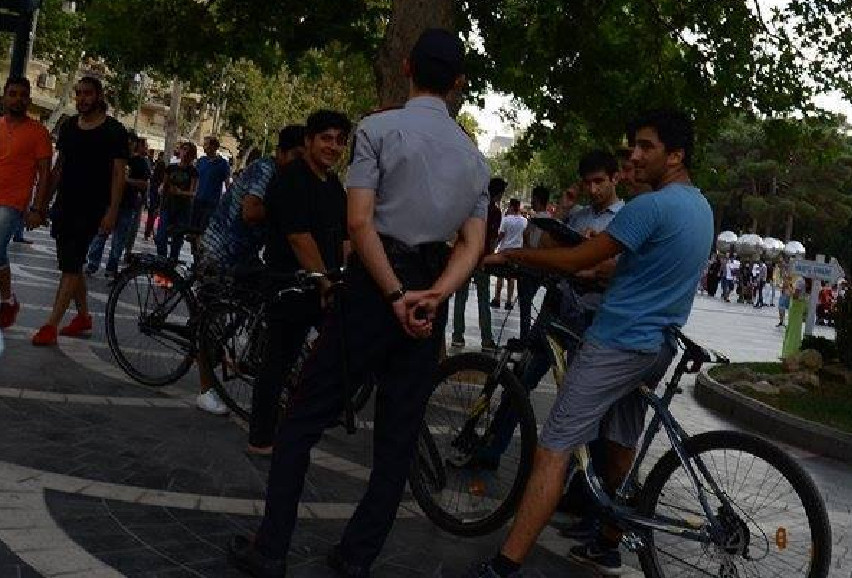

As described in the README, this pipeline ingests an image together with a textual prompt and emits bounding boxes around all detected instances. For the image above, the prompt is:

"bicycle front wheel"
[637,430,831,578]
[410,352,537,536]
[200,303,263,421]
[105,265,196,386]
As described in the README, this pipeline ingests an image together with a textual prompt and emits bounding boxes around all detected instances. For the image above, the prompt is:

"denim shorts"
[540,339,676,451]
[0,206,23,269]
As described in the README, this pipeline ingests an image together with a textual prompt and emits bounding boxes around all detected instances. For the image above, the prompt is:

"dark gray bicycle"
[410,265,831,578]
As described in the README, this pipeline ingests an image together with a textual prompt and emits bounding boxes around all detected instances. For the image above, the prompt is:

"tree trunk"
[46,58,83,132]
[784,213,794,242]
[163,77,182,159]
[374,0,456,109]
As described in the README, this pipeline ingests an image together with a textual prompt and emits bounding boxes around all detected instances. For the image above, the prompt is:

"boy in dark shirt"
[155,142,198,261]
[247,110,351,455]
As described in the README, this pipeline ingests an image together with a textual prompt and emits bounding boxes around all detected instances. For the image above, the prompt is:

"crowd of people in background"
[698,252,847,327]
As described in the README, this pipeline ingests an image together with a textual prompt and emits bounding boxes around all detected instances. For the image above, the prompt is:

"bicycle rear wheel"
[637,430,831,578]
[409,352,536,536]
[105,264,196,386]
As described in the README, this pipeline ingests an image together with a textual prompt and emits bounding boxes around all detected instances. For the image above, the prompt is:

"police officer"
[228,28,491,578]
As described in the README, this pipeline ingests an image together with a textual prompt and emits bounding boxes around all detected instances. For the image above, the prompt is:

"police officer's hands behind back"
[394,290,441,339]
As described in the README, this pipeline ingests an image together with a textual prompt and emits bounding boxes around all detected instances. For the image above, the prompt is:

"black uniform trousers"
[255,247,448,567]
[249,292,320,448]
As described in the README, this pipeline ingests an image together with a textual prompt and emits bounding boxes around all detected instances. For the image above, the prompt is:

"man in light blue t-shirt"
[471,110,713,578]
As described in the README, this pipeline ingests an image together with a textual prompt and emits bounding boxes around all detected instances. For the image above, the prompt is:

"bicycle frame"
[571,351,730,546]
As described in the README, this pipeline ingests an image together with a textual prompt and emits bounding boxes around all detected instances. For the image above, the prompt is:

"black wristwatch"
[386,287,406,303]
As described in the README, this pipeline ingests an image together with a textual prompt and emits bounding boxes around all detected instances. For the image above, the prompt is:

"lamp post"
[2,0,42,77]
[132,71,148,132]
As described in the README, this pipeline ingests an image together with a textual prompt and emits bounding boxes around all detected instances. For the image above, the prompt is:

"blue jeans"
[0,206,23,269]
[86,208,136,273]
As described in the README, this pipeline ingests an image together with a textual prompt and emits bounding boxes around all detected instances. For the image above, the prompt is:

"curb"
[695,371,852,464]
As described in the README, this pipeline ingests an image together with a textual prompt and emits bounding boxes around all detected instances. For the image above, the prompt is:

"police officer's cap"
[410,28,465,76]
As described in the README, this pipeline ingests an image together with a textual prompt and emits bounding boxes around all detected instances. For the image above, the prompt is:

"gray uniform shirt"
[345,96,491,246]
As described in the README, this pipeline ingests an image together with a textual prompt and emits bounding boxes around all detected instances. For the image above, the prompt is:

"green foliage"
[800,336,838,362]
[456,111,482,145]
[221,45,378,154]
[31,0,85,74]
[694,114,852,252]
[836,295,852,370]
[464,0,852,147]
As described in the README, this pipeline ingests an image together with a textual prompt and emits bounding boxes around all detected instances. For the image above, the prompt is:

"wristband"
[386,287,406,303]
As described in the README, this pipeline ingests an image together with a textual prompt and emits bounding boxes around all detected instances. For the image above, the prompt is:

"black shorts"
[53,218,100,274]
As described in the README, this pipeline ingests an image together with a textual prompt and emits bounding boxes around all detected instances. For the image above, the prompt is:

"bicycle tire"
[637,430,831,578]
[105,264,197,387]
[409,352,537,537]
[200,302,261,421]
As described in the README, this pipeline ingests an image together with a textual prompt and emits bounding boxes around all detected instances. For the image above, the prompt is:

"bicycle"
[105,224,209,386]
[198,266,373,422]
[410,265,832,578]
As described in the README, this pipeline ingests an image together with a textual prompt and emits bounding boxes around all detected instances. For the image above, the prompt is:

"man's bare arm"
[347,188,401,296]
[498,232,623,274]
[35,153,62,213]
[241,196,265,224]
[286,233,327,274]
[108,159,127,215]
[428,217,486,302]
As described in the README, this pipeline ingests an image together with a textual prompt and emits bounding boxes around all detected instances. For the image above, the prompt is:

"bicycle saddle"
[668,326,729,372]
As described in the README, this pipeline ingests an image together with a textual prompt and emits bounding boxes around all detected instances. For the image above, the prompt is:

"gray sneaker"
[451,336,465,348]
[568,541,624,575]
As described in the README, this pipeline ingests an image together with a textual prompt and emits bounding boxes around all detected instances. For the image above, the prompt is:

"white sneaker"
[196,390,229,416]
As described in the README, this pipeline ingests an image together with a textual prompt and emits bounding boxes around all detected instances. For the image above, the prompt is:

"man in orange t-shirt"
[0,76,52,328]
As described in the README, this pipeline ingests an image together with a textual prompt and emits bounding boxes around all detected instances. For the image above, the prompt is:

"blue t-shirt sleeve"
[605,194,659,252]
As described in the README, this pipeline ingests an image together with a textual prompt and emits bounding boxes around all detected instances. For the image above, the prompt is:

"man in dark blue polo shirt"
[193,135,230,230]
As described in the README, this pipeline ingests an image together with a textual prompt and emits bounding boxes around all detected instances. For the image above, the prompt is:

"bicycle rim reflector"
[775,527,787,550]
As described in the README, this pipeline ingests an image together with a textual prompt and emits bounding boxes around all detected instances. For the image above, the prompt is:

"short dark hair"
[531,185,550,207]
[205,135,220,149]
[3,76,30,94]
[305,110,352,139]
[508,198,521,210]
[631,109,694,168]
[277,124,305,152]
[579,150,619,178]
[488,177,508,198]
[77,76,108,112]
[409,29,465,96]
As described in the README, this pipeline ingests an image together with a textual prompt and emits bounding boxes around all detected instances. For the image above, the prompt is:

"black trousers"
[255,256,447,566]
[249,294,319,448]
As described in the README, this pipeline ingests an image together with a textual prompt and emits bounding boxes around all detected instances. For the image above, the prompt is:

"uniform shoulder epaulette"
[360,105,404,121]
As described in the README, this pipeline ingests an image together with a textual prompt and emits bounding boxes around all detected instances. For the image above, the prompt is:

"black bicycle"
[410,265,832,578]
[105,225,208,386]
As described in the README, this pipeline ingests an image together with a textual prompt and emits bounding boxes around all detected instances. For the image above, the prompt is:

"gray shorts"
[539,339,675,451]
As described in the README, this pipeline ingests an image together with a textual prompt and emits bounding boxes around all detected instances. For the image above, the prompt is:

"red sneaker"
[0,298,20,329]
[59,314,93,337]
[32,324,58,346]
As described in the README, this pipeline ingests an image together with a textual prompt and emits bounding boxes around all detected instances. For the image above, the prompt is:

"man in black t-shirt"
[246,110,351,456]
[85,134,151,277]
[29,76,129,346]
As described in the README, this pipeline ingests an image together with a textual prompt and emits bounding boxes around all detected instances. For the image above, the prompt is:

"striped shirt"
[199,157,277,268]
